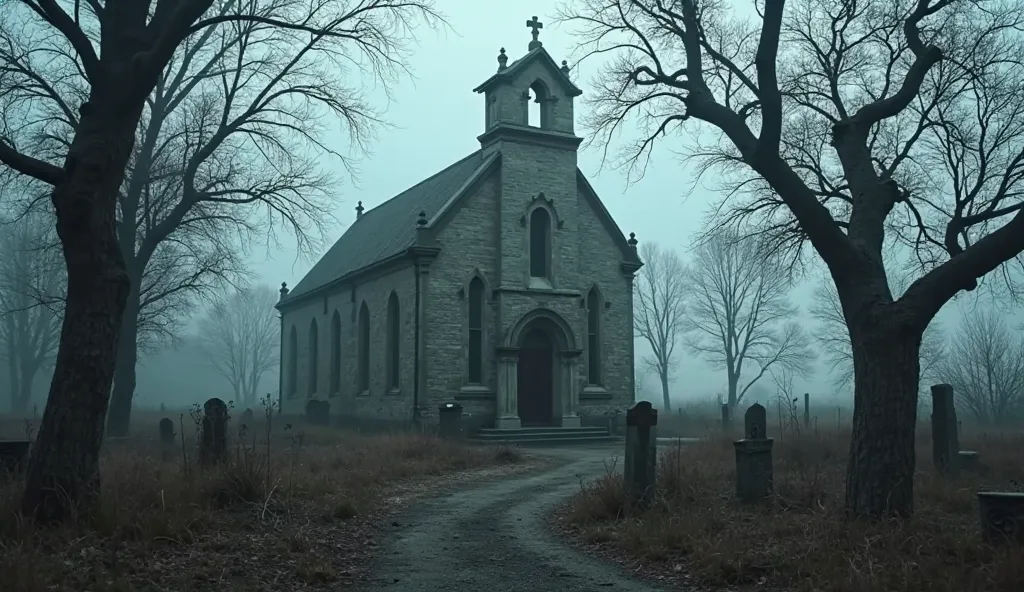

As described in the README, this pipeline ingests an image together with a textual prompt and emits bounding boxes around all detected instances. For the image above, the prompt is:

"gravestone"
[304,400,330,426]
[200,397,228,466]
[931,384,960,477]
[438,402,463,438]
[734,403,774,502]
[977,492,1024,545]
[803,393,810,428]
[159,417,175,462]
[241,408,255,425]
[958,450,984,474]
[623,401,658,513]
[720,403,731,428]
[0,440,31,476]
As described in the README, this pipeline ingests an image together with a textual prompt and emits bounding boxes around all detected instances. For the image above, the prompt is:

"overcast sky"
[244,0,1015,406]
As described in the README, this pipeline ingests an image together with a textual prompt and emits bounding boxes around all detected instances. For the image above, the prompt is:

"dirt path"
[358,445,666,592]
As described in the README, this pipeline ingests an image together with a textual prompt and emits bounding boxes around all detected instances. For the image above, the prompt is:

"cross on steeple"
[526,16,543,50]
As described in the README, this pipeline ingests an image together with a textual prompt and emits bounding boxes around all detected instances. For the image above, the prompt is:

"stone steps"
[471,426,616,446]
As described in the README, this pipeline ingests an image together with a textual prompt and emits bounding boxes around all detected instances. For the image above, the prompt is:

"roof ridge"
[356,150,483,220]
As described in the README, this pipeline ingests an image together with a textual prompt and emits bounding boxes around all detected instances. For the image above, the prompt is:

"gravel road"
[359,445,666,592]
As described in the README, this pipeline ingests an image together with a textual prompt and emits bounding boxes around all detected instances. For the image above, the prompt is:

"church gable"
[283,151,491,304]
[575,171,642,265]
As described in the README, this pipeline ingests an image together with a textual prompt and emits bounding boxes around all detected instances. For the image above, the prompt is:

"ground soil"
[359,445,668,592]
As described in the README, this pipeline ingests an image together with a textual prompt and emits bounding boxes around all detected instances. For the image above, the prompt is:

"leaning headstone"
[931,384,960,478]
[720,403,731,429]
[623,401,658,513]
[159,417,175,462]
[734,403,774,502]
[200,397,228,466]
[977,491,1024,545]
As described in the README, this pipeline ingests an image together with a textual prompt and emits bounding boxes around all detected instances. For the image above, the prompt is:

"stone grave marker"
[623,401,658,513]
[200,397,228,466]
[734,402,774,502]
[931,384,960,477]
[977,491,1024,545]
[438,402,464,438]
[803,393,810,428]
[159,417,175,462]
[720,403,731,428]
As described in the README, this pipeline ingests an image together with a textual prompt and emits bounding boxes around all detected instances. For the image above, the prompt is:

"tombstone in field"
[721,403,731,429]
[623,401,658,513]
[803,393,810,428]
[241,408,255,425]
[734,402,774,502]
[159,417,176,462]
[977,491,1024,545]
[930,384,961,478]
[200,397,228,466]
[305,399,330,426]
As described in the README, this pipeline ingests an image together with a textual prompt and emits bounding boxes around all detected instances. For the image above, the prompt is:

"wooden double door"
[517,328,554,426]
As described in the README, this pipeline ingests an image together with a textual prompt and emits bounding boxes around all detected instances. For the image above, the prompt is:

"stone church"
[276,20,643,432]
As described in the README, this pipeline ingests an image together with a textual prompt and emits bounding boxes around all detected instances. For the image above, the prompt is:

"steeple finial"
[355,201,364,219]
[416,210,428,227]
[279,282,289,301]
[497,47,508,71]
[560,60,570,75]
[526,16,543,51]
[628,232,638,250]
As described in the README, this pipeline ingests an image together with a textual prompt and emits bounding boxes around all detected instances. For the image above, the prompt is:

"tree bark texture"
[843,303,922,519]
[107,288,141,437]
[659,372,671,412]
[20,105,136,521]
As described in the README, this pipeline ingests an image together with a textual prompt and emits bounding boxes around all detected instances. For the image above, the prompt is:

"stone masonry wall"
[280,263,417,424]
[423,171,502,430]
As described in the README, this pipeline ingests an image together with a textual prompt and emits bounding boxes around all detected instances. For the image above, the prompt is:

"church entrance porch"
[495,309,582,430]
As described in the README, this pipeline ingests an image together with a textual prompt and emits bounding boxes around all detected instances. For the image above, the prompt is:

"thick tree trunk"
[107,288,141,437]
[659,370,671,411]
[20,105,136,522]
[844,313,922,518]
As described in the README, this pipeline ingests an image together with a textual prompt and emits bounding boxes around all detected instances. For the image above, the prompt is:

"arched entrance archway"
[518,328,555,426]
[495,309,582,430]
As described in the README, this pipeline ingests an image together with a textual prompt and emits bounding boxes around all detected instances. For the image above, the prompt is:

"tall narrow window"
[330,311,342,395]
[467,277,484,383]
[357,302,370,392]
[288,326,298,397]
[529,208,551,278]
[308,319,319,396]
[587,288,602,385]
[386,292,400,390]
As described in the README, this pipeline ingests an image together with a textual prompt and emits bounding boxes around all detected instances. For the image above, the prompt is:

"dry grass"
[564,422,1024,592]
[0,408,525,591]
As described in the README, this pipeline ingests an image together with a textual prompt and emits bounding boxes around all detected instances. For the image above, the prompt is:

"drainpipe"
[413,260,421,427]
[278,282,289,414]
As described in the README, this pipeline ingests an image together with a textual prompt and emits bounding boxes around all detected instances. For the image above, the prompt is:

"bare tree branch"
[634,241,687,410]
[683,228,815,408]
[937,308,1024,425]
[200,283,279,406]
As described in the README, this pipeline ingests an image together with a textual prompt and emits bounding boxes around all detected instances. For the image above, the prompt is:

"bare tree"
[937,310,1024,425]
[810,269,946,390]
[201,284,278,407]
[634,241,687,411]
[559,0,1024,518]
[0,0,441,520]
[684,230,814,409]
[0,205,63,413]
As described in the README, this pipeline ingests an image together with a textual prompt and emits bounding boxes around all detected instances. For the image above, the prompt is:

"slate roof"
[285,150,487,301]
